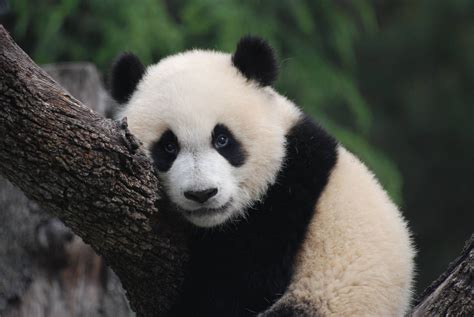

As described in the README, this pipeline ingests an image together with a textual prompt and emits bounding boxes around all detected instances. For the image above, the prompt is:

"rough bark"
[0,25,189,317]
[41,62,117,118]
[410,234,473,317]
[0,25,472,316]
[1,62,132,316]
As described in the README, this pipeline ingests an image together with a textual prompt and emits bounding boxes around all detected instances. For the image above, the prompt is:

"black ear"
[232,36,278,86]
[109,52,145,104]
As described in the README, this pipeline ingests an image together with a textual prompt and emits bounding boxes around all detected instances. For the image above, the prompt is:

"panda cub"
[110,36,415,317]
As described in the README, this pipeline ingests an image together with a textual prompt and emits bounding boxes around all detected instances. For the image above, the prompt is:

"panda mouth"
[183,199,233,217]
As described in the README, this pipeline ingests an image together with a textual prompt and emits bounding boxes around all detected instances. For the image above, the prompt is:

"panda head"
[110,36,301,228]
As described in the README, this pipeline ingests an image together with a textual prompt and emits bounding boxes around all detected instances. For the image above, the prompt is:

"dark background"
[1,0,473,297]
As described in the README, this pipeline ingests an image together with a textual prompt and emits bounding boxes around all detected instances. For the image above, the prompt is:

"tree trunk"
[0,25,189,317]
[0,25,472,316]
[0,62,132,317]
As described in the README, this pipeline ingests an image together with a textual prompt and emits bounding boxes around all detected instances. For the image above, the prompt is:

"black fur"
[212,124,247,167]
[169,115,337,317]
[232,36,278,87]
[150,130,179,172]
[109,52,145,104]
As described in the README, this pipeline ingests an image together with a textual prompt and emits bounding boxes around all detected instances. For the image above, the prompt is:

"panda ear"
[109,52,145,104]
[232,36,278,87]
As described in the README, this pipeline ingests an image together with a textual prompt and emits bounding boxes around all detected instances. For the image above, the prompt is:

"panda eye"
[164,142,177,154]
[214,134,229,148]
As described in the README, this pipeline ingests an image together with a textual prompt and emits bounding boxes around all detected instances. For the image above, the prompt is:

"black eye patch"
[212,124,247,167]
[150,130,179,172]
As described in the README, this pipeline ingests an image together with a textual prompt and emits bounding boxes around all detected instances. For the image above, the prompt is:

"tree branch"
[410,234,473,316]
[1,25,472,317]
[0,25,189,316]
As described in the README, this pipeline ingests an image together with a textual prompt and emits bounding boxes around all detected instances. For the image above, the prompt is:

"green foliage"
[6,0,474,297]
[6,0,402,202]
[357,0,474,292]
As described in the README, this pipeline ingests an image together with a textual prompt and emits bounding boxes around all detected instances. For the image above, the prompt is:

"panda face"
[148,122,245,227]
[113,40,301,227]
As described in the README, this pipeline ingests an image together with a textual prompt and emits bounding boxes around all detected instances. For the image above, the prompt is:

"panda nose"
[184,188,218,203]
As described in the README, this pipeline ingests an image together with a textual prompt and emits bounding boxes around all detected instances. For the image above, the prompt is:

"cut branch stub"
[0,25,189,316]
[2,24,473,317]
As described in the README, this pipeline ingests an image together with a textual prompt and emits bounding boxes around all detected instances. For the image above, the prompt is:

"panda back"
[270,146,415,316]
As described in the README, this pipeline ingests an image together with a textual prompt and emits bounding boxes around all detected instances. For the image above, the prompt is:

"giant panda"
[109,36,415,317]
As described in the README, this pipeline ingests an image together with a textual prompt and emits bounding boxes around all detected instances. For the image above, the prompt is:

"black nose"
[184,188,218,203]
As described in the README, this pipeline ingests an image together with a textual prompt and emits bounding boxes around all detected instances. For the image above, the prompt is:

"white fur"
[118,49,414,314]
[117,50,301,227]
[166,150,237,227]
[266,146,415,316]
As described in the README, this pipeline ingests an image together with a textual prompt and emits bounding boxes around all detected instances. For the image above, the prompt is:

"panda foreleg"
[258,295,316,317]
[258,306,312,317]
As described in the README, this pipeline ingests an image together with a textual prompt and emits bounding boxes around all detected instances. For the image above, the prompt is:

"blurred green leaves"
[7,0,402,202]
[7,0,474,296]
